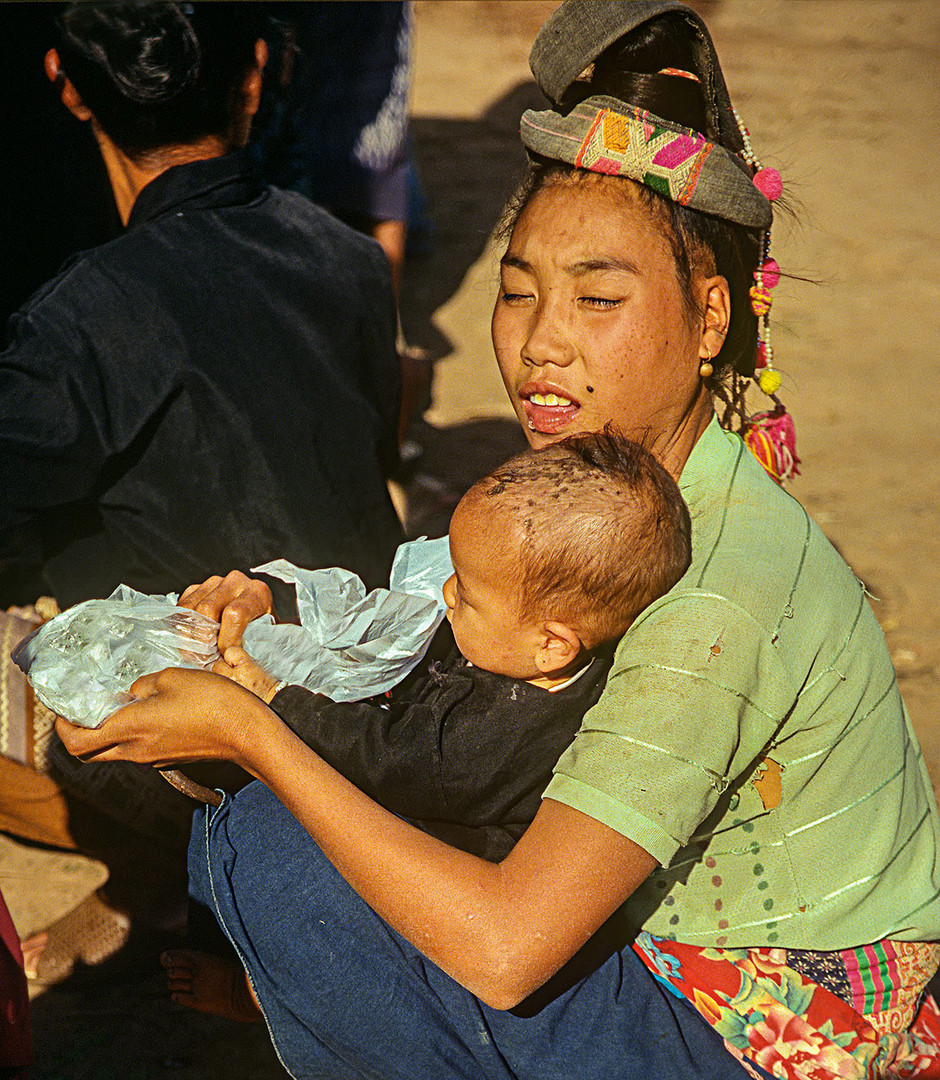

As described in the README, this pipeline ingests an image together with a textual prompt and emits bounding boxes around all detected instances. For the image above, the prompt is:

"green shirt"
[544,417,940,949]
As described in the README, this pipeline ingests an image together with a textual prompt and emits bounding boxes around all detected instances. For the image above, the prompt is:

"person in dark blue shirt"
[0,2,405,953]
[0,2,404,612]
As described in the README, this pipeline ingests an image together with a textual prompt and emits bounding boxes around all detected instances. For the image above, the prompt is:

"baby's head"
[442,430,691,686]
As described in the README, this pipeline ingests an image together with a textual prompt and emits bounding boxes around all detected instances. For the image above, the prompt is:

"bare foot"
[161,949,262,1023]
[20,932,48,980]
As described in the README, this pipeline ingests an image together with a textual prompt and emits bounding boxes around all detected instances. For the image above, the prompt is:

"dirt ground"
[5,2,940,1077]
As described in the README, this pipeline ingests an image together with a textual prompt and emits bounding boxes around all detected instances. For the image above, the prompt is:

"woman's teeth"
[529,392,572,407]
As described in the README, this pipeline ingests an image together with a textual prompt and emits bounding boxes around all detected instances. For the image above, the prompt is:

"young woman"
[58,4,940,1077]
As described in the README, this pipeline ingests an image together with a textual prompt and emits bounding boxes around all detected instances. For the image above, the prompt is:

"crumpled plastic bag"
[243,535,453,701]
[12,536,454,728]
[12,585,221,729]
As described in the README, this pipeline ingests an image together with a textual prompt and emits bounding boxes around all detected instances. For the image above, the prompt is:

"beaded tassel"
[731,107,798,482]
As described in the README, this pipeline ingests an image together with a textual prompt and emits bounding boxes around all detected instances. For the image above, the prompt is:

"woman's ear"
[45,49,93,121]
[535,621,584,676]
[698,275,731,361]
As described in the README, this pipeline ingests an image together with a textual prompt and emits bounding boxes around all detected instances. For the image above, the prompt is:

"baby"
[222,428,692,861]
[165,429,691,1021]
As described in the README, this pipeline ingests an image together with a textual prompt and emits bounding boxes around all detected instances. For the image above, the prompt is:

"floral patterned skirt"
[632,933,940,1080]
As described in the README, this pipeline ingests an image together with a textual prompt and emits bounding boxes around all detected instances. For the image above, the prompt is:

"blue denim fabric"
[189,782,755,1080]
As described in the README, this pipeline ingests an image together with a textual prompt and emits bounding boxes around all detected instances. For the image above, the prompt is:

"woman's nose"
[521,301,576,368]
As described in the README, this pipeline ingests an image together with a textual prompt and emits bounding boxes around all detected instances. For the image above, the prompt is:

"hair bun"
[103,4,200,106]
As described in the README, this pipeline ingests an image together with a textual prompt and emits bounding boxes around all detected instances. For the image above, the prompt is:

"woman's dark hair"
[55,1,268,158]
[506,12,762,385]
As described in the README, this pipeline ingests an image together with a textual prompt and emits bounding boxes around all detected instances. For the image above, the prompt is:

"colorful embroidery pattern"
[633,933,940,1079]
[572,103,714,205]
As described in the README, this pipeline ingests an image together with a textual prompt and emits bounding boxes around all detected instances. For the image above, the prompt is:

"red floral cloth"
[633,933,940,1079]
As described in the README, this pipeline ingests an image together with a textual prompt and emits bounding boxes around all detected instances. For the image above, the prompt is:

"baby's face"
[442,492,541,679]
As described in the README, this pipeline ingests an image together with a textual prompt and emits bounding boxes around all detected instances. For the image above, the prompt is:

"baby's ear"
[535,621,584,676]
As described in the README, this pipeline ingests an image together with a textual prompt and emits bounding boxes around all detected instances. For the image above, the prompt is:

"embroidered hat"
[521,1,798,484]
[521,93,771,228]
[521,0,773,229]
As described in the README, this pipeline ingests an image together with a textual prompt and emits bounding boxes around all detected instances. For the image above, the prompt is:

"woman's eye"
[500,291,532,304]
[580,296,621,309]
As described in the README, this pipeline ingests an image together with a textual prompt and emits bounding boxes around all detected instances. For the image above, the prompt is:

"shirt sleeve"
[0,266,181,541]
[0,303,107,540]
[351,239,401,477]
[543,589,798,865]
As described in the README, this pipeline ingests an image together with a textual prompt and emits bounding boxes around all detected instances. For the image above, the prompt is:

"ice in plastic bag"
[11,537,454,727]
[243,535,453,702]
[12,584,220,729]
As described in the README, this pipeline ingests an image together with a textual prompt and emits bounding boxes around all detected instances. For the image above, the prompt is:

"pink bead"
[755,342,768,370]
[753,168,782,201]
[757,259,780,289]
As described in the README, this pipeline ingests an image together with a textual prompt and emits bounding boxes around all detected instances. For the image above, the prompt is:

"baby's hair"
[473,429,691,646]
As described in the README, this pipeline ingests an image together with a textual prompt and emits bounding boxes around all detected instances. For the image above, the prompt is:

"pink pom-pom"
[757,259,780,289]
[744,406,800,484]
[753,168,782,202]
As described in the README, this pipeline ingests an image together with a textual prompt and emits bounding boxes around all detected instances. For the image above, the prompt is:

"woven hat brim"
[520,96,772,229]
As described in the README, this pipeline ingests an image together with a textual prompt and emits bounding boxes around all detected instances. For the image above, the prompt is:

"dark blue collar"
[127,149,265,229]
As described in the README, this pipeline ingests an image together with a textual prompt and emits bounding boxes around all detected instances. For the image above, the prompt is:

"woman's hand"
[212,646,281,704]
[54,667,276,771]
[179,571,273,652]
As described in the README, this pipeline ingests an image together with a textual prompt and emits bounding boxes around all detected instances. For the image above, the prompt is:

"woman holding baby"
[58,2,940,1077]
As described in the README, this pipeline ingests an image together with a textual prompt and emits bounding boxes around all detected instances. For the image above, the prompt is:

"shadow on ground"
[399,80,546,359]
[28,941,288,1080]
[398,416,529,539]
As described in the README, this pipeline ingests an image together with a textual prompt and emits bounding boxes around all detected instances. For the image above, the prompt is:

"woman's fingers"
[129,670,161,698]
[177,571,273,652]
[55,670,193,764]
[55,667,274,771]
[217,581,273,652]
[54,715,123,761]
[221,646,252,667]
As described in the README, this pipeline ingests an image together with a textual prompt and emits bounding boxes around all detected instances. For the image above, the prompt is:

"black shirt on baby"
[271,640,615,862]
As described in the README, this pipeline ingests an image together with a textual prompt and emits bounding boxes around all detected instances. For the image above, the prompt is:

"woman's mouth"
[520,384,582,435]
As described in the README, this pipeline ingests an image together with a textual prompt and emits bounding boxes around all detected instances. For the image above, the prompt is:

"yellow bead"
[758,368,782,395]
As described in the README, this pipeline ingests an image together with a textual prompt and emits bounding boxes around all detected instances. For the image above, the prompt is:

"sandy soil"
[8,3,940,1077]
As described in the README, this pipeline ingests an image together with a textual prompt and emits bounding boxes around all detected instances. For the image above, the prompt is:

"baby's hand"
[212,647,280,703]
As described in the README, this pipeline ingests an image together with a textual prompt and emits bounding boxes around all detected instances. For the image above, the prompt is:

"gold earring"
[699,350,714,380]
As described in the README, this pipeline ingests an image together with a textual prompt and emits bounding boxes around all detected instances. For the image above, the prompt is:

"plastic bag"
[12,537,454,727]
[243,535,453,701]
[12,585,220,729]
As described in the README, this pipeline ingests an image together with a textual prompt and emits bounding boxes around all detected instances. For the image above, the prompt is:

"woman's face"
[492,175,720,471]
